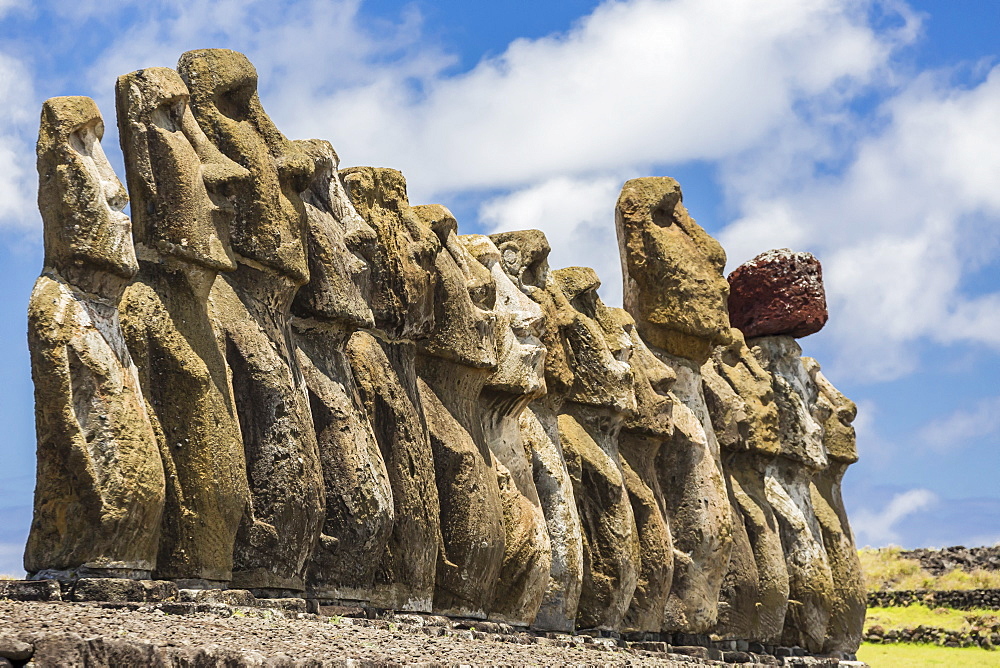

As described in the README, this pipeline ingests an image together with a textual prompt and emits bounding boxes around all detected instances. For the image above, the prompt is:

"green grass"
[865,604,1000,634]
[859,547,1000,591]
[858,642,1000,667]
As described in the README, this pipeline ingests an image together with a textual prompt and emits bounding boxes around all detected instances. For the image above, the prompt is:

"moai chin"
[116,67,251,585]
[462,234,552,627]
[617,310,676,633]
[340,166,441,612]
[804,358,865,657]
[290,139,393,604]
[551,266,641,632]
[703,328,790,643]
[178,49,325,593]
[489,229,584,633]
[412,204,506,620]
[25,96,165,579]
[615,177,733,634]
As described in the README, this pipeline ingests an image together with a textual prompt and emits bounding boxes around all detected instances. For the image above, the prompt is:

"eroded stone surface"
[728,249,828,339]
[27,96,165,580]
[179,49,324,592]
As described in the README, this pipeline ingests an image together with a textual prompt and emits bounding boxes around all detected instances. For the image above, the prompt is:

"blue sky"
[1,0,999,574]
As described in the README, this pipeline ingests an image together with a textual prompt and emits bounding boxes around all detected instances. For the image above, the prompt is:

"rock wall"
[22,49,866,656]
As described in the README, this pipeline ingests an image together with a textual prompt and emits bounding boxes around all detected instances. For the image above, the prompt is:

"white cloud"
[479,175,627,305]
[919,396,1000,453]
[0,50,36,231]
[0,541,25,578]
[719,64,1000,382]
[853,488,937,546]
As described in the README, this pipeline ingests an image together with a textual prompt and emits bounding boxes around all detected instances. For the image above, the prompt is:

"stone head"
[803,358,858,465]
[616,177,732,363]
[37,96,137,291]
[489,229,576,399]
[618,309,674,439]
[552,266,636,416]
[116,67,249,272]
[340,166,439,340]
[462,234,546,400]
[291,139,376,330]
[412,205,498,370]
[707,328,781,456]
[178,49,313,283]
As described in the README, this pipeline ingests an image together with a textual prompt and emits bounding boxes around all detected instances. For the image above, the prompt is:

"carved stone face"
[291,139,376,330]
[553,266,636,415]
[38,96,138,286]
[117,67,248,272]
[413,206,498,370]
[620,311,674,439]
[178,49,313,284]
[616,177,732,362]
[462,234,546,398]
[340,166,439,340]
[803,357,858,465]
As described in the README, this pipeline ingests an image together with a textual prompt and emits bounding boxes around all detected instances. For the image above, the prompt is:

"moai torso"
[617,312,675,633]
[116,68,251,584]
[412,205,505,620]
[463,234,551,627]
[551,266,640,632]
[289,140,393,604]
[804,358,865,657]
[751,335,835,653]
[702,330,789,643]
[490,230,584,633]
[178,49,324,593]
[616,177,733,634]
[340,166,441,612]
[26,97,165,579]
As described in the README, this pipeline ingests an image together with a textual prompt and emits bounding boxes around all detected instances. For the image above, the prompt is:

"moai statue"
[340,166,441,612]
[804,358,865,657]
[178,49,325,593]
[462,234,552,627]
[615,177,733,634]
[616,310,676,633]
[115,68,252,585]
[729,249,837,653]
[25,96,165,579]
[702,329,789,643]
[551,266,640,631]
[490,230,584,633]
[412,204,505,619]
[290,140,393,604]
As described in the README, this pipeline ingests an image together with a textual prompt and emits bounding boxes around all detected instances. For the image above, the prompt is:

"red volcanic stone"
[727,249,828,339]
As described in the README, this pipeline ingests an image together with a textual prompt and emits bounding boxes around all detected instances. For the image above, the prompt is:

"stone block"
[0,635,33,661]
[0,580,61,602]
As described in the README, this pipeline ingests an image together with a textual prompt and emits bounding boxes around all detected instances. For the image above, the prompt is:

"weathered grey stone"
[291,140,392,604]
[552,266,640,631]
[463,234,551,627]
[703,330,789,643]
[341,167,440,613]
[179,49,325,593]
[751,335,834,653]
[116,67,250,585]
[0,635,32,661]
[615,177,732,633]
[0,580,61,601]
[491,229,584,633]
[26,96,165,580]
[804,358,864,656]
[68,578,177,602]
[616,177,732,364]
[618,312,675,633]
[413,204,504,619]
